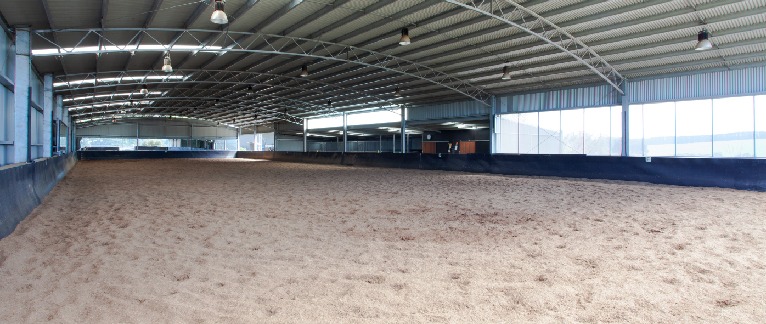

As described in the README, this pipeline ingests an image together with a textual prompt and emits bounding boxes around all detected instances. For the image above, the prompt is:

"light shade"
[140,85,149,95]
[695,29,713,51]
[394,86,402,97]
[211,1,228,25]
[501,66,511,80]
[162,55,173,73]
[399,28,411,46]
[300,64,309,77]
[327,100,332,106]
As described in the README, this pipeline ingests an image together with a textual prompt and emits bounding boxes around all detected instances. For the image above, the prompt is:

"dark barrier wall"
[0,154,78,239]
[79,150,237,160]
[237,152,766,191]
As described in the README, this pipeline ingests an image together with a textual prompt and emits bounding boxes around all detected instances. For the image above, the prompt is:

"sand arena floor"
[1,158,765,323]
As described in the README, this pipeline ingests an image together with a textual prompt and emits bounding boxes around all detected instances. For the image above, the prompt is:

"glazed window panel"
[675,99,712,157]
[713,97,754,158]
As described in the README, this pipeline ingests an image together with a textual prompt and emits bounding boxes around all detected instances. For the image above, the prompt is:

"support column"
[621,82,629,157]
[55,95,62,154]
[43,74,53,157]
[13,26,30,163]
[400,106,406,153]
[392,134,396,153]
[342,113,348,153]
[489,95,497,154]
[302,118,308,152]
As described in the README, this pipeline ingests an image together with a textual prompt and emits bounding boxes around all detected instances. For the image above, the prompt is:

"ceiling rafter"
[32,28,492,106]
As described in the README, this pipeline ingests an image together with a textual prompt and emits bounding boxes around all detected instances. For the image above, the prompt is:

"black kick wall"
[0,154,77,239]
[237,152,766,191]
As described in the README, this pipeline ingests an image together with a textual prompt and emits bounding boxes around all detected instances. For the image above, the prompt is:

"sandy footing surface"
[1,158,765,323]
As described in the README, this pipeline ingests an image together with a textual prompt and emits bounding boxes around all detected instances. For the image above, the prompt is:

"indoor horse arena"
[1,0,765,323]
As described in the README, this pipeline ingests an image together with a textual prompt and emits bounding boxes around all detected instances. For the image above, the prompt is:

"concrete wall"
[0,154,77,238]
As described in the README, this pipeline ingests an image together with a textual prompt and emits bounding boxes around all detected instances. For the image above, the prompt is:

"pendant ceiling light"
[162,54,173,73]
[211,0,228,25]
[399,28,411,46]
[695,28,713,51]
[140,85,149,95]
[501,66,511,80]
[300,64,309,77]
[327,100,332,107]
[394,86,402,97]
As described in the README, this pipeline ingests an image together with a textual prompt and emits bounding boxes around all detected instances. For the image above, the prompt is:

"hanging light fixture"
[300,64,309,77]
[399,28,411,46]
[501,66,511,80]
[327,100,332,107]
[211,0,228,25]
[394,86,402,97]
[162,54,173,73]
[695,28,713,51]
[140,85,149,95]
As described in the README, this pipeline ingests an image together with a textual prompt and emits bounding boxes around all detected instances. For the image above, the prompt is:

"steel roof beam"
[122,0,165,71]
[34,28,492,105]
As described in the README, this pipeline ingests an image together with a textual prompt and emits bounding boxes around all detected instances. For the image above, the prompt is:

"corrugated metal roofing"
[0,0,762,126]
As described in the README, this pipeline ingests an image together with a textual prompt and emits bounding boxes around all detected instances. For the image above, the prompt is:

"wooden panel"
[422,141,437,154]
[459,141,476,154]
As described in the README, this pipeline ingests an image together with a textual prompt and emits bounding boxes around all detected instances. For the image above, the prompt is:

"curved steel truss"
[33,28,492,105]
[445,0,625,94]
[54,69,405,113]
[67,94,332,126]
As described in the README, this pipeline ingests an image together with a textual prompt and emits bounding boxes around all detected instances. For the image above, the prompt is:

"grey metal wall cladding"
[498,84,621,113]
[77,123,137,137]
[78,123,237,139]
[192,126,217,138]
[408,100,489,121]
[165,125,191,137]
[138,125,164,138]
[628,65,766,104]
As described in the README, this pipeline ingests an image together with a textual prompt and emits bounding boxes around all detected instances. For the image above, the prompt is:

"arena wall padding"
[0,154,77,239]
[78,150,237,160]
[236,152,766,191]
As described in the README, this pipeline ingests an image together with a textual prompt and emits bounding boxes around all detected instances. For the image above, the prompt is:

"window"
[497,106,621,156]
[59,124,69,152]
[518,112,538,154]
[584,107,611,156]
[756,95,766,158]
[642,102,676,157]
[713,96,754,157]
[610,106,623,156]
[676,100,712,157]
[628,104,644,157]
[496,114,519,154]
[538,110,561,154]
[307,115,343,129]
[347,110,400,126]
[30,108,43,159]
[561,109,584,154]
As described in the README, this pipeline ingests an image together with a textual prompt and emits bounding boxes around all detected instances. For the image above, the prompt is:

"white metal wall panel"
[408,100,488,121]
[628,65,766,104]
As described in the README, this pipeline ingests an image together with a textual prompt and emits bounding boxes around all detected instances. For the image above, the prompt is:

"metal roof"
[1,0,763,127]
